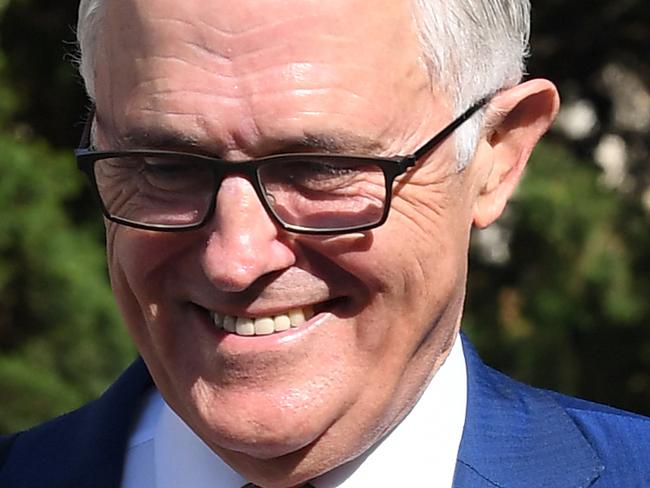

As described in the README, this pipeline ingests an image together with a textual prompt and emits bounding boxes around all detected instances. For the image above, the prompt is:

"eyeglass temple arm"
[410,95,492,162]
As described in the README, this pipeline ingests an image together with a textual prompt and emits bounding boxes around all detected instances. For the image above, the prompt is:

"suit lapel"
[453,336,604,488]
[0,358,153,488]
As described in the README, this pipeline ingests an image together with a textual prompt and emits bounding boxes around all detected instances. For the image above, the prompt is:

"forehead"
[95,0,435,154]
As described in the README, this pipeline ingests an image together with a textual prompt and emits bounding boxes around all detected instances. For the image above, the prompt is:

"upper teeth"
[212,307,314,336]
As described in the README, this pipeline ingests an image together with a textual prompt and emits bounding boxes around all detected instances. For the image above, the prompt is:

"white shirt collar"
[123,336,467,487]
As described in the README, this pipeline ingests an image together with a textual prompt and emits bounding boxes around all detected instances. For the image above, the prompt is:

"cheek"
[106,226,195,340]
[328,184,473,354]
[392,177,474,264]
[106,229,154,346]
[374,202,470,290]
[108,225,193,288]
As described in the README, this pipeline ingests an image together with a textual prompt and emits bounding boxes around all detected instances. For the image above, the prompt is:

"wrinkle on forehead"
[96,0,437,158]
[103,0,416,63]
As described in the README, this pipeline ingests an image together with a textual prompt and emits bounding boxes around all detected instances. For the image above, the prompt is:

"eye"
[141,158,210,192]
[282,159,367,191]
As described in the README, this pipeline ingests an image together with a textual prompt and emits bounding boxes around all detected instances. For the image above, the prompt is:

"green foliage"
[0,0,134,434]
[0,133,135,433]
[0,54,19,124]
[465,143,650,415]
[0,355,83,432]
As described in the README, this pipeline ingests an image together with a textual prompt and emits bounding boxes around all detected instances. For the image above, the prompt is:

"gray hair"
[76,0,530,167]
[77,0,104,102]
[413,0,530,167]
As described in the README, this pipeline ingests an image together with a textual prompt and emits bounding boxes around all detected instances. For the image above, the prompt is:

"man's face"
[95,0,484,483]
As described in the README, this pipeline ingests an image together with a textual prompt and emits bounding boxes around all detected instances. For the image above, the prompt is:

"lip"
[191,298,346,350]
[199,296,339,321]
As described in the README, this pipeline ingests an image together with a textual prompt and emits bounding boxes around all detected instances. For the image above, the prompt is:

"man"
[1,0,648,486]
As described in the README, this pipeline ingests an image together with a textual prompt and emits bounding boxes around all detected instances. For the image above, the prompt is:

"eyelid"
[142,156,182,165]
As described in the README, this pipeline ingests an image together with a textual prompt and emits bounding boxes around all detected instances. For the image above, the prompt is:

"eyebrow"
[119,127,202,151]
[288,132,385,155]
[116,126,386,157]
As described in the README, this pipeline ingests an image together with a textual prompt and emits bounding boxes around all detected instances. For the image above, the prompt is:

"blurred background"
[0,1,648,433]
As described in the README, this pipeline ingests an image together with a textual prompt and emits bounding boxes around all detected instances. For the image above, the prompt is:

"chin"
[197,415,323,461]
[183,389,334,460]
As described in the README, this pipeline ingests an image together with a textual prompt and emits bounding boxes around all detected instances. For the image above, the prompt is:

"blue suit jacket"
[1,337,648,487]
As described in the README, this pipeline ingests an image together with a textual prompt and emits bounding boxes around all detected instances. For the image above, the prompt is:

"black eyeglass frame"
[75,95,491,235]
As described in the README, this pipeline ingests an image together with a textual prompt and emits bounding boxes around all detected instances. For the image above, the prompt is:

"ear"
[472,79,560,228]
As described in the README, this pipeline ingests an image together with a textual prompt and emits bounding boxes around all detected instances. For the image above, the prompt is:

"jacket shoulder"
[0,433,18,467]
[0,358,152,488]
[546,391,650,485]
[459,335,650,487]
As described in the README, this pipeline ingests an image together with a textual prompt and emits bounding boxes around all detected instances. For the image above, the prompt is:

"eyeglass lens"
[92,155,388,230]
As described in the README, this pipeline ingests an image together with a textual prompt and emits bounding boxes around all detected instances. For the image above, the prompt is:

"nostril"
[203,253,264,292]
[201,226,296,290]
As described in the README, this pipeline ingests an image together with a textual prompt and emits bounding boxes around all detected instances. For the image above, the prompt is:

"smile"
[211,306,315,336]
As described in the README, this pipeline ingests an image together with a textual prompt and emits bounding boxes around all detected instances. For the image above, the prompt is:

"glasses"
[75,96,490,235]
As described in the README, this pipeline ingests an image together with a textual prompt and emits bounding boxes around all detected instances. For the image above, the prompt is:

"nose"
[201,176,295,292]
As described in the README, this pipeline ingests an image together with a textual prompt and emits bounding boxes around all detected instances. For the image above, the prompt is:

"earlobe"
[472,79,560,229]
